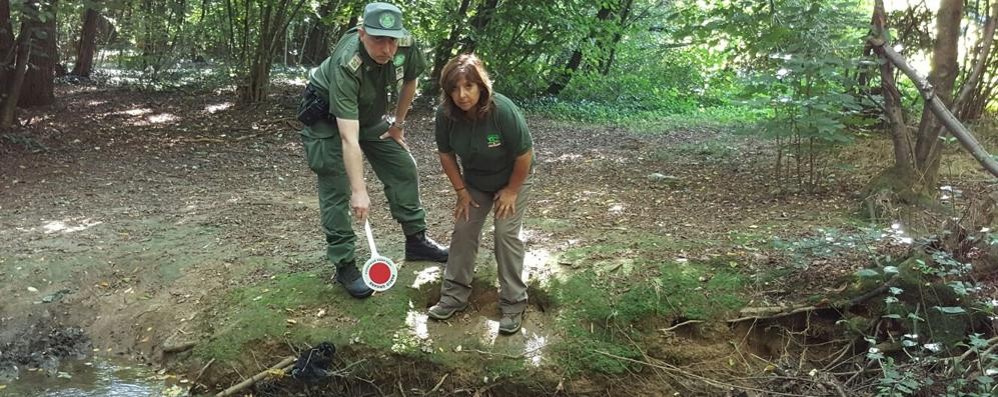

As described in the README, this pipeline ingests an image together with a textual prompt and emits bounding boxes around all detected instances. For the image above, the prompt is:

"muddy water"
[0,358,183,397]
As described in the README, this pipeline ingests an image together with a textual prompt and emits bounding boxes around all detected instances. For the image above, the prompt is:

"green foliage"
[673,0,874,191]
[848,242,996,396]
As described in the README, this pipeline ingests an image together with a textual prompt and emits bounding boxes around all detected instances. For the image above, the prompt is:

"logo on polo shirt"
[487,133,502,148]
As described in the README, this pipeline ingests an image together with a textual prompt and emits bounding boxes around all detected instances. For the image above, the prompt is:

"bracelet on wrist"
[390,120,406,129]
[455,186,466,192]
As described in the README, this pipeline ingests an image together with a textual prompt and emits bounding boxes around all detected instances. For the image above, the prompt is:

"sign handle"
[364,219,380,257]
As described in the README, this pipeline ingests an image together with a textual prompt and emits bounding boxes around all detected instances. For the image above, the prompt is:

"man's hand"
[380,124,409,151]
[493,188,518,220]
[454,189,479,222]
[351,190,371,221]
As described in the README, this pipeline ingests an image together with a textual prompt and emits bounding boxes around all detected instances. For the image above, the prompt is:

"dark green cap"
[363,2,406,38]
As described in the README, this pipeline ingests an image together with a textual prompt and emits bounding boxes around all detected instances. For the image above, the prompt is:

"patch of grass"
[194,272,332,361]
[548,258,746,375]
[522,97,768,133]
[196,266,432,363]
[484,357,529,381]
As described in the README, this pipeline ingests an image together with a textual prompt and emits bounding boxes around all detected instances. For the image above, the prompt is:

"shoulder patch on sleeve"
[399,35,413,48]
[347,54,362,72]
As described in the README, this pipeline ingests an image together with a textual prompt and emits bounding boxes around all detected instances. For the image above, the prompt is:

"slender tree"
[0,0,13,86]
[457,0,499,54]
[865,0,998,203]
[0,0,38,127]
[425,0,472,97]
[241,0,307,103]
[72,2,101,77]
[546,3,614,95]
[299,0,338,66]
[17,0,56,108]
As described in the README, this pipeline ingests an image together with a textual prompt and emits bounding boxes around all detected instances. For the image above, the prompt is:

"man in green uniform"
[299,2,448,299]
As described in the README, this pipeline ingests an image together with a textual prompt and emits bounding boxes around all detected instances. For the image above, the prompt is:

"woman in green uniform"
[427,54,534,335]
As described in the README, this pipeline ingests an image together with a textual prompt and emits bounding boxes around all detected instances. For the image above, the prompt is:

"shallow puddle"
[0,358,185,397]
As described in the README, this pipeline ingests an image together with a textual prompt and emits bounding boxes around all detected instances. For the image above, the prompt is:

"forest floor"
[0,81,995,396]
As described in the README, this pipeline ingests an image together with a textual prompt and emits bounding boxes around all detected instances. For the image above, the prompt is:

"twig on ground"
[594,350,801,397]
[429,373,449,394]
[193,358,215,386]
[215,356,295,397]
[660,319,704,332]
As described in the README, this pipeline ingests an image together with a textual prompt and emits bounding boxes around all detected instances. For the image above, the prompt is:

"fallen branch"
[193,358,215,386]
[215,356,295,397]
[946,336,998,372]
[728,275,899,323]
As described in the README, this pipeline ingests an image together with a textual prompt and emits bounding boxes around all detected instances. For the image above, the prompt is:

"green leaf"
[855,268,879,278]
[934,306,967,314]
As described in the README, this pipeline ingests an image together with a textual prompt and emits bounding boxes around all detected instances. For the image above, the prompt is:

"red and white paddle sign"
[361,220,397,291]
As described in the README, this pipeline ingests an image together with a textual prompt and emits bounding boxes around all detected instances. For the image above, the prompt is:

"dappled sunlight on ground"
[119,108,152,117]
[524,246,561,284]
[522,332,546,367]
[41,218,103,234]
[204,102,233,114]
[405,307,430,340]
[147,113,178,124]
[410,266,441,289]
[477,317,500,347]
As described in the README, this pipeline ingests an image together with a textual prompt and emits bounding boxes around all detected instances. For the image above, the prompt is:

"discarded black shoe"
[334,261,373,299]
[291,342,336,382]
[405,230,449,262]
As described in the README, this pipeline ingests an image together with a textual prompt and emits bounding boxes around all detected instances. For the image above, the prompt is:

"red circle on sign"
[369,262,392,284]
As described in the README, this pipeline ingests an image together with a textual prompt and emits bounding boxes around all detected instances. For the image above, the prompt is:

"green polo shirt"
[304,27,426,138]
[435,93,533,192]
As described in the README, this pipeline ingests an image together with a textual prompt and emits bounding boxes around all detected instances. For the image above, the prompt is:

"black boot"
[334,261,373,299]
[405,230,449,262]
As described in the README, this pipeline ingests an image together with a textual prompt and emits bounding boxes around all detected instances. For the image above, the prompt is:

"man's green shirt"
[304,27,426,138]
[435,93,533,192]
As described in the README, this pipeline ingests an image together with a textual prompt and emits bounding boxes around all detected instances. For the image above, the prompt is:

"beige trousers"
[438,182,531,315]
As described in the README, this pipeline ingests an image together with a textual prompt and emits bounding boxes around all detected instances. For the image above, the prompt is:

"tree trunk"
[910,0,962,188]
[18,0,56,108]
[299,0,338,66]
[241,0,306,103]
[546,4,614,96]
[426,0,472,98]
[957,2,998,120]
[0,0,38,128]
[72,6,101,77]
[600,0,633,75]
[0,0,14,88]
[863,0,919,204]
[458,0,499,54]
